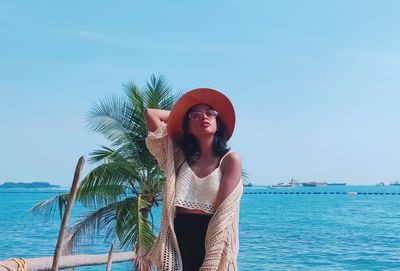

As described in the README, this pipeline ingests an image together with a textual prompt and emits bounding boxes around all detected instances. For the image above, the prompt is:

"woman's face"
[187,104,218,138]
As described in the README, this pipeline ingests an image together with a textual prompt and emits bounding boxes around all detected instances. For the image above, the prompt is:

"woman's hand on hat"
[145,108,170,132]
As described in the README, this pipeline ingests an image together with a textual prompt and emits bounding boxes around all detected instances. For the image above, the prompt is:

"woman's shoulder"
[219,151,242,191]
[220,151,241,170]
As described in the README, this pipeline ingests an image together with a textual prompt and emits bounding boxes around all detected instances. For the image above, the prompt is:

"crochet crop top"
[174,152,231,214]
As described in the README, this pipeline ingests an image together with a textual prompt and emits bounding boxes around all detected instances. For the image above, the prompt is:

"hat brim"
[168,88,236,142]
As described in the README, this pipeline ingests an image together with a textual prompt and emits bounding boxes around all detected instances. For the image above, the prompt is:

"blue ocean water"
[1,186,400,270]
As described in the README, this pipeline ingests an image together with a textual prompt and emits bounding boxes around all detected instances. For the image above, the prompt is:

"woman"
[144,88,243,271]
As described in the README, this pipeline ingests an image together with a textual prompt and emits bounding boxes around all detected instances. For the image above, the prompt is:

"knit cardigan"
[145,122,243,271]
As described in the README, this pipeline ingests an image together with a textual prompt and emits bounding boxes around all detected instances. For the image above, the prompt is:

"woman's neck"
[197,135,215,160]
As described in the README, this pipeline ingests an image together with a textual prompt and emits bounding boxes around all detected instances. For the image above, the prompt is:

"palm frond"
[115,195,155,252]
[78,160,140,208]
[88,145,120,164]
[139,167,165,203]
[86,95,130,146]
[65,201,123,253]
[241,169,250,184]
[123,82,144,113]
[142,74,176,110]
[30,192,70,220]
[88,144,140,168]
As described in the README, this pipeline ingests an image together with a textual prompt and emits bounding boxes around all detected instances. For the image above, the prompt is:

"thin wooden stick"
[106,244,114,271]
[51,156,85,271]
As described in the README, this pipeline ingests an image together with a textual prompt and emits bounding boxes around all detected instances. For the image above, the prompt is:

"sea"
[1,185,400,271]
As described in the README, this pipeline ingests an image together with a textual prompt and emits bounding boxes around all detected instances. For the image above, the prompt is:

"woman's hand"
[144,108,170,132]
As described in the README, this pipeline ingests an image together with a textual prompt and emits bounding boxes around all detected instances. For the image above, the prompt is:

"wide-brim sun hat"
[168,88,236,142]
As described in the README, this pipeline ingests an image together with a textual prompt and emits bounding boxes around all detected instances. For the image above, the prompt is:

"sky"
[1,0,400,186]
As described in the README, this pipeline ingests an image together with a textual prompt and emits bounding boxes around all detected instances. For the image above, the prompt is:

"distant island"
[0,181,60,189]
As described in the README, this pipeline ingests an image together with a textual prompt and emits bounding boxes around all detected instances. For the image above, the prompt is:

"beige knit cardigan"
[145,122,243,271]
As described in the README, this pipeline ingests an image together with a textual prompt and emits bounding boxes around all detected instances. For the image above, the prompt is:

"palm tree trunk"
[52,156,84,271]
[106,244,114,271]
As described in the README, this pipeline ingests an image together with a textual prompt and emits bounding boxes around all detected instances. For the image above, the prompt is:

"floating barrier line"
[0,191,64,194]
[243,191,400,195]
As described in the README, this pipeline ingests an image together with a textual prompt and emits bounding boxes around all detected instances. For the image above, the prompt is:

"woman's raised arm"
[144,108,170,132]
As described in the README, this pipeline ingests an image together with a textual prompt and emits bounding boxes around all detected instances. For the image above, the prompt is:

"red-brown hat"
[168,88,236,142]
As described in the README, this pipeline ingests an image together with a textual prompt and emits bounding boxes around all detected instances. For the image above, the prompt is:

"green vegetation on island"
[0,181,60,189]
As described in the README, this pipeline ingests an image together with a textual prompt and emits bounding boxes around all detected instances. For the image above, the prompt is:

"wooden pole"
[105,244,114,271]
[51,156,85,271]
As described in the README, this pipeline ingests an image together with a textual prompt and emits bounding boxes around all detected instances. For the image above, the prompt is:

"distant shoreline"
[0,181,60,189]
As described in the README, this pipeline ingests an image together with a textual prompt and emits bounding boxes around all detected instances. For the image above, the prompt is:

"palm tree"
[32,74,181,270]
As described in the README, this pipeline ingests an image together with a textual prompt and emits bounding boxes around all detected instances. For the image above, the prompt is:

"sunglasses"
[188,109,218,120]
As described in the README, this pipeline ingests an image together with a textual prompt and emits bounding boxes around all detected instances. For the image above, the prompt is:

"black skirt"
[174,213,213,271]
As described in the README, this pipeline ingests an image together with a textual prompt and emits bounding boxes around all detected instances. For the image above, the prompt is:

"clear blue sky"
[1,1,399,186]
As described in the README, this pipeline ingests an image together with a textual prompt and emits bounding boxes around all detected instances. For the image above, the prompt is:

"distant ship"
[327,183,347,186]
[389,181,400,186]
[271,182,297,188]
[243,182,253,187]
[270,179,341,188]
[302,181,328,187]
[376,181,385,186]
[270,178,300,188]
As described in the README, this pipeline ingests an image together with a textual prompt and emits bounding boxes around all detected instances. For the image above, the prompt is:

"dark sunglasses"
[188,109,218,120]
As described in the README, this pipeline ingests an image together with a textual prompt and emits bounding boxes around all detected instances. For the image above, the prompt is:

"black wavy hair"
[178,108,230,163]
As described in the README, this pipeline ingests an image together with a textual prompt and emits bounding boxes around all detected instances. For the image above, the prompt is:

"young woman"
[144,88,243,271]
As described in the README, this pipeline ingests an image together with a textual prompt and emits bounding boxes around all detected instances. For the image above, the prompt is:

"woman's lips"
[201,122,211,128]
